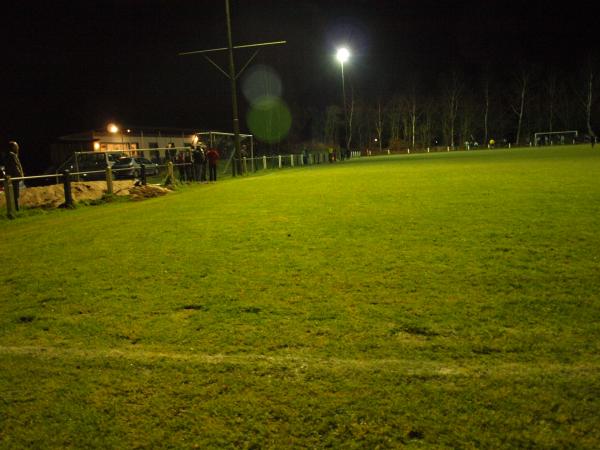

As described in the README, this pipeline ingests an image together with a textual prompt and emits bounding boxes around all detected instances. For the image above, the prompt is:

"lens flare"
[247,97,291,143]
[242,65,282,105]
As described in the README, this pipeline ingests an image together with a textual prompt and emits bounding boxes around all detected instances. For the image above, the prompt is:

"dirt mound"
[129,184,171,200]
[0,180,170,209]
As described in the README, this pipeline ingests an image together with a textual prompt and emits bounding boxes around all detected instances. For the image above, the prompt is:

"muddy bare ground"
[0,181,171,209]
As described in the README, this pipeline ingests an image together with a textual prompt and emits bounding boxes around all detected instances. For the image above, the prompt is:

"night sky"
[4,0,597,169]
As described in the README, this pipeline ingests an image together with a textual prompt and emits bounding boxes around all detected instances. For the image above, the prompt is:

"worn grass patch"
[1,146,599,448]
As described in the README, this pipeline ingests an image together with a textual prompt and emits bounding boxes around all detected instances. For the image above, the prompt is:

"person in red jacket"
[205,147,220,182]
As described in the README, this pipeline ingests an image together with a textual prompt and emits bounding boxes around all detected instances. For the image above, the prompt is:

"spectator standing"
[200,144,208,182]
[3,141,25,211]
[184,149,193,181]
[206,147,220,182]
[164,143,173,162]
[176,151,186,181]
[237,144,248,175]
[192,143,205,182]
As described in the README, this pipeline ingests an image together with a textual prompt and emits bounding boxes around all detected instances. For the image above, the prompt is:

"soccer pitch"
[1,146,599,448]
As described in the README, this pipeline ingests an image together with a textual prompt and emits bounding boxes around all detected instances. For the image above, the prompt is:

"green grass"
[1,146,599,448]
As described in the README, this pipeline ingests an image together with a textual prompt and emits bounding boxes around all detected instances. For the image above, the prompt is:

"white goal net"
[534,130,578,146]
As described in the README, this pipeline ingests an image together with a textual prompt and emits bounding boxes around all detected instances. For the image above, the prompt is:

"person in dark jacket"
[192,143,206,182]
[200,144,208,182]
[3,141,25,210]
[176,151,186,182]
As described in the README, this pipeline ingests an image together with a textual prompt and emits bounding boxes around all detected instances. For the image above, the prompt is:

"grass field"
[1,146,599,448]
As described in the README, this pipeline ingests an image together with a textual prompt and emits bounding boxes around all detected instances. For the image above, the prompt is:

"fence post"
[167,161,174,185]
[243,157,247,174]
[262,155,267,170]
[278,155,282,168]
[106,166,113,195]
[62,170,74,208]
[3,175,16,219]
[290,154,294,167]
[140,164,147,186]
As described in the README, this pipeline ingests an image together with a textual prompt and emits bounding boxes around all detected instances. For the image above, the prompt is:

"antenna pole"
[225,0,241,177]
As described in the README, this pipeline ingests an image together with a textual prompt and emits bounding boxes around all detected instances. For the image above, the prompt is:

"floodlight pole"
[340,60,348,152]
[225,0,241,177]
[178,0,285,177]
[336,48,350,154]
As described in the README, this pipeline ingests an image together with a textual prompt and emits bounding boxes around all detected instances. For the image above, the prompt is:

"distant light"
[336,47,350,63]
[374,138,378,142]
[107,123,119,134]
[126,129,131,133]
[93,142,100,150]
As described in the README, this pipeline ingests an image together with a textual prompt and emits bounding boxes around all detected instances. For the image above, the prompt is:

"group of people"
[327,147,351,163]
[1,140,25,211]
[175,142,219,183]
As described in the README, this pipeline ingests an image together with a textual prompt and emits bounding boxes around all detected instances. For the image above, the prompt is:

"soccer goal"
[534,130,578,146]
[195,131,254,174]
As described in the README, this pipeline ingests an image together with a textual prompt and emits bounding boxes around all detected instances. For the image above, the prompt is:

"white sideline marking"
[1,345,598,376]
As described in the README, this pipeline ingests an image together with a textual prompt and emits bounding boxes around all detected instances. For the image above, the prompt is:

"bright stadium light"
[336,47,350,63]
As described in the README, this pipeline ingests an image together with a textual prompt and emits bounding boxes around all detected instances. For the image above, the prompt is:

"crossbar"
[178,40,286,56]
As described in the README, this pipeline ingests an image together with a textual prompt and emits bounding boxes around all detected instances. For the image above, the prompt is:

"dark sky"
[4,0,596,164]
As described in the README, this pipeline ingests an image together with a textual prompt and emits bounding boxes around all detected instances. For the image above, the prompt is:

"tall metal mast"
[179,0,285,177]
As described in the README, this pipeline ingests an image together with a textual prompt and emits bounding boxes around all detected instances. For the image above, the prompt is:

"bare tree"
[373,99,384,152]
[556,77,575,132]
[403,89,420,150]
[418,97,435,148]
[441,70,463,148]
[511,68,530,145]
[324,105,341,146]
[481,74,491,145]
[583,57,597,144]
[353,99,369,150]
[544,71,558,132]
[346,83,355,151]
[387,95,402,145]
[460,94,478,148]
[308,107,325,143]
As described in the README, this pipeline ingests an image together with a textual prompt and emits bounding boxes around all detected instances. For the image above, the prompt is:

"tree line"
[281,59,599,152]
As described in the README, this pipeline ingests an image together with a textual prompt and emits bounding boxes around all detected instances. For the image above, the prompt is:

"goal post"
[194,131,254,174]
[534,130,578,146]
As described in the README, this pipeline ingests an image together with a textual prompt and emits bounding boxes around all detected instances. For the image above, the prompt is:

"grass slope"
[1,146,599,448]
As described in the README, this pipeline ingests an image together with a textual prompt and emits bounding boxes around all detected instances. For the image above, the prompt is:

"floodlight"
[336,47,350,64]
